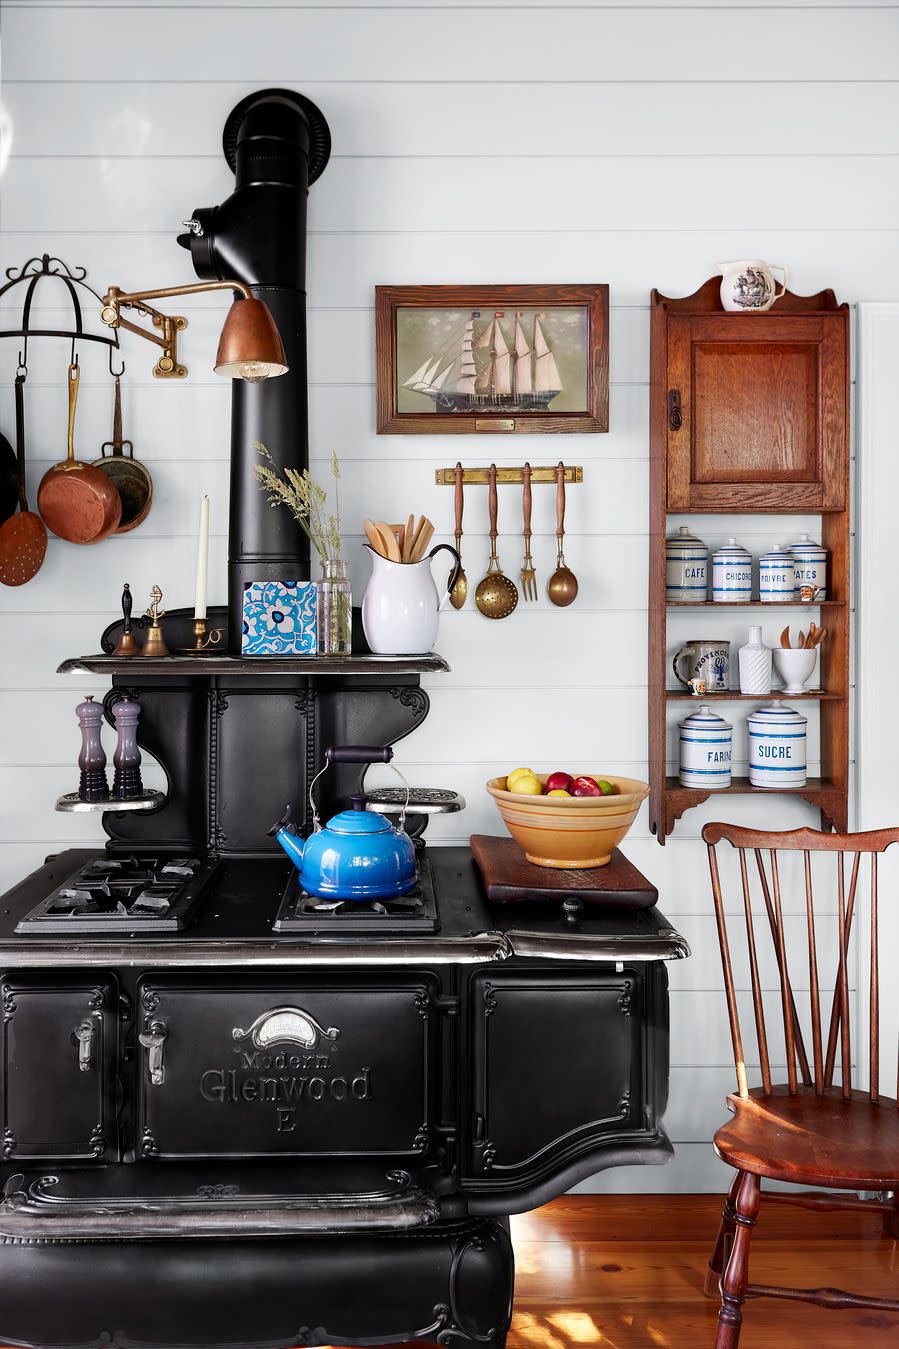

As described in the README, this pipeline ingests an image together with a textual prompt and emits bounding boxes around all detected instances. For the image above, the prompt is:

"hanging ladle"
[547,461,579,607]
[475,463,518,620]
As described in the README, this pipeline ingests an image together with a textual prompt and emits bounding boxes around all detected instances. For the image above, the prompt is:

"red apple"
[545,771,573,793]
[570,775,602,797]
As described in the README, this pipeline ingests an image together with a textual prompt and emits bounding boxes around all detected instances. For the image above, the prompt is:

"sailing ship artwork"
[396,307,589,416]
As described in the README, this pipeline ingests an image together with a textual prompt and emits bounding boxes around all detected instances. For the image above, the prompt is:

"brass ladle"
[449,461,468,609]
[475,463,518,620]
[547,461,579,607]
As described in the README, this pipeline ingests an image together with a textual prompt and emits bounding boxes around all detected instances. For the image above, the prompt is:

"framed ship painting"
[376,284,609,434]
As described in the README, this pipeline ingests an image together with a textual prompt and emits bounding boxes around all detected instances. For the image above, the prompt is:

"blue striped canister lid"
[758,544,796,601]
[747,702,807,789]
[711,537,752,602]
[678,704,733,790]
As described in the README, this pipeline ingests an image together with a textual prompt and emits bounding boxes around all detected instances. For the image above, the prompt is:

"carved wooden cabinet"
[649,279,851,843]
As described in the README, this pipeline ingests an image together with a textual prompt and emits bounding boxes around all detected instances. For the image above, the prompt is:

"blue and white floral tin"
[758,544,796,602]
[666,525,708,602]
[241,580,318,656]
[678,704,733,790]
[789,534,827,599]
[747,702,807,788]
[711,538,752,603]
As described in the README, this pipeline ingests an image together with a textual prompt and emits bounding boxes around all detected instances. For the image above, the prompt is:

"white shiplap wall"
[2,1,897,1192]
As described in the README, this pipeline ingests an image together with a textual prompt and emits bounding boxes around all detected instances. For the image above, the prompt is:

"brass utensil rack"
[435,465,583,486]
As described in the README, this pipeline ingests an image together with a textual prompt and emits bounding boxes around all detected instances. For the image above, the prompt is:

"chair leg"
[713,1170,761,1349]
[885,1191,899,1240]
[704,1171,741,1298]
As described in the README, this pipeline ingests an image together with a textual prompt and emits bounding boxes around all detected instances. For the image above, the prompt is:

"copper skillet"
[92,374,153,532]
[37,363,121,544]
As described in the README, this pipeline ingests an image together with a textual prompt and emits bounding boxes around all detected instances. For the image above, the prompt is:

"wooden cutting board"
[470,834,658,908]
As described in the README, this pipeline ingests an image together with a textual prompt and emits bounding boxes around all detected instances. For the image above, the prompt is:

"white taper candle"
[194,495,209,619]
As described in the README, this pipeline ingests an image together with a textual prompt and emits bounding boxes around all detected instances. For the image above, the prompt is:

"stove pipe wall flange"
[177,88,331,651]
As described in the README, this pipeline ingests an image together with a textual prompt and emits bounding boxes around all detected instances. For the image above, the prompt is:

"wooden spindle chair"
[702,822,899,1348]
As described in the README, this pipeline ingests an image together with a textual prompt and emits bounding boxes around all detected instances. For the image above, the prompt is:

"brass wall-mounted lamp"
[99,279,288,381]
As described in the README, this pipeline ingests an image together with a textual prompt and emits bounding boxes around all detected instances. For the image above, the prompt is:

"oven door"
[135,975,439,1160]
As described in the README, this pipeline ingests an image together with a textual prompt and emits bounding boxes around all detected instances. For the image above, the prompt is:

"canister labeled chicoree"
[678,704,732,790]
[711,538,752,603]
[666,525,708,602]
[758,544,796,602]
[747,703,807,789]
[789,534,827,599]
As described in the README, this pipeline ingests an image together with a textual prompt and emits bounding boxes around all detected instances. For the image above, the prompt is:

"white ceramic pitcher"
[719,260,788,312]
[362,543,461,655]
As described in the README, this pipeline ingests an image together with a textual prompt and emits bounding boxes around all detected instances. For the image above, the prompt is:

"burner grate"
[15,856,214,935]
[272,858,439,936]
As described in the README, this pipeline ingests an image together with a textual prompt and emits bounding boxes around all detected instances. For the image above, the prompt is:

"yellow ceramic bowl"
[485,774,650,869]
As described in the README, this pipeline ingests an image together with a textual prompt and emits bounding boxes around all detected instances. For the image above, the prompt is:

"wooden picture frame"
[376,284,609,435]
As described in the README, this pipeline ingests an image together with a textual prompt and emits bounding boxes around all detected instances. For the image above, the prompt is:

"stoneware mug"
[673,640,730,692]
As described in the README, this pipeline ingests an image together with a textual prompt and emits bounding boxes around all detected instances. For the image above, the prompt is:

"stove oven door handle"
[74,1019,96,1073]
[138,1022,168,1087]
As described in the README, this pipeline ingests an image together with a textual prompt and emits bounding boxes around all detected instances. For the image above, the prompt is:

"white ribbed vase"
[739,625,773,696]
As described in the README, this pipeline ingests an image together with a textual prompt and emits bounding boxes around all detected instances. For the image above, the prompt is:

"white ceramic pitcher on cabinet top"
[362,543,461,654]
[719,260,788,312]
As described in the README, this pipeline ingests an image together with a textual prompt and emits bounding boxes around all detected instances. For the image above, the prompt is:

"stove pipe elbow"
[178,89,331,650]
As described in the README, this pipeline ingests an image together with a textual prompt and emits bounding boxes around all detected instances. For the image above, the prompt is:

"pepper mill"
[111,582,139,657]
[142,584,169,657]
[112,695,144,799]
[76,695,108,802]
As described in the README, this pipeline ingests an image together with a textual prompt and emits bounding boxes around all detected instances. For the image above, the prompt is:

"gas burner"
[15,855,215,935]
[273,859,439,936]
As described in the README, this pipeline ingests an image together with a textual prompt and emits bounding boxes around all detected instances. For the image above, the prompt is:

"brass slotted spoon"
[475,463,518,620]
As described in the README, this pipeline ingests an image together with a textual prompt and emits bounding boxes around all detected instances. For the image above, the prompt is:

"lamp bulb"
[238,361,269,383]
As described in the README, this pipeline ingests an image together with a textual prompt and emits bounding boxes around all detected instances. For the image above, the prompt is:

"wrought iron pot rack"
[0,254,123,373]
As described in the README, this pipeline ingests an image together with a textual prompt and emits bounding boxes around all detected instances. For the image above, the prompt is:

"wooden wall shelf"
[665,690,841,702]
[649,278,851,843]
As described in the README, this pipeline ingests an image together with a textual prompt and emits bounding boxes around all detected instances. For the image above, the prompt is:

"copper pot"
[91,375,153,533]
[38,363,122,544]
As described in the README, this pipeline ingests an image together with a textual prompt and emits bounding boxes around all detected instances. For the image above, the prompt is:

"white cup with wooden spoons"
[361,515,460,654]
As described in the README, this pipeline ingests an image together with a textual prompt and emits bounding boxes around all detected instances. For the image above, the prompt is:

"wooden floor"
[498,1194,899,1349]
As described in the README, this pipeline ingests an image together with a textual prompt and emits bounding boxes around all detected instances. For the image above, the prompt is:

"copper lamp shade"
[214,297,289,381]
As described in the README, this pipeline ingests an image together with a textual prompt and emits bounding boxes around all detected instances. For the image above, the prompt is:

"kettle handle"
[310,747,410,831]
[428,543,462,611]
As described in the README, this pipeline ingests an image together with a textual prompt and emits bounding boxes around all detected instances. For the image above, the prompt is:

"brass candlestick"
[177,616,224,654]
[142,585,169,657]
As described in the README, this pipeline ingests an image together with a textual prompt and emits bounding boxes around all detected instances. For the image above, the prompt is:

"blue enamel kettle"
[269,745,417,902]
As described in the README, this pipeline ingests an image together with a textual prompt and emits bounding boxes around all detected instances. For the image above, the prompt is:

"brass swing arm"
[100,279,252,379]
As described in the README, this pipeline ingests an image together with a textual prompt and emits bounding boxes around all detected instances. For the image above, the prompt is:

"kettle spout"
[268,805,305,871]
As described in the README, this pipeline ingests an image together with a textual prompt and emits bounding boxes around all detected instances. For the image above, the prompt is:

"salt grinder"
[111,582,139,657]
[112,695,143,799]
[76,694,109,802]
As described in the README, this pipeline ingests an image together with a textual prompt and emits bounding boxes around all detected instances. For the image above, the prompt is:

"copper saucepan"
[38,363,122,544]
[92,374,153,533]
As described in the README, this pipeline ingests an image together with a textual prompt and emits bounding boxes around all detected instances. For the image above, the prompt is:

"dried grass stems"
[254,443,342,563]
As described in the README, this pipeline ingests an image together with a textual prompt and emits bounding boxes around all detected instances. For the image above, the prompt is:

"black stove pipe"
[177,89,331,651]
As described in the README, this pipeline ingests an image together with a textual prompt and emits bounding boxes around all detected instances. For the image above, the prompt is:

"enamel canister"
[747,703,807,789]
[789,534,827,599]
[711,538,752,603]
[666,525,708,602]
[678,704,732,790]
[758,544,796,602]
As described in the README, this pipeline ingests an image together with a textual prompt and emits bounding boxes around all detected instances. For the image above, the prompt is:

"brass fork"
[520,463,538,601]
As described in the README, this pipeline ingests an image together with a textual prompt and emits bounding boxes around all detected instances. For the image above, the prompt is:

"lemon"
[506,767,535,788]
[546,788,571,797]
[511,775,543,795]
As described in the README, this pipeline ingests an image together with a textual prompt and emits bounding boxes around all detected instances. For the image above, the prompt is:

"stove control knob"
[74,1019,96,1073]
[139,1022,168,1087]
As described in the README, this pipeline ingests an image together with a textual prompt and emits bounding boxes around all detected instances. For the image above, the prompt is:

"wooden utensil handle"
[488,463,498,542]
[67,363,79,464]
[111,375,123,453]
[14,373,27,512]
[555,461,566,538]
[522,463,532,541]
[453,462,464,536]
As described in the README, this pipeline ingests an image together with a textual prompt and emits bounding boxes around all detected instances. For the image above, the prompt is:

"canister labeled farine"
[747,703,807,788]
[711,538,752,603]
[678,704,732,789]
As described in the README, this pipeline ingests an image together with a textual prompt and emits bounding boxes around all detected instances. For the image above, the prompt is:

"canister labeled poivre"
[679,704,732,790]
[758,544,795,602]
[712,538,752,603]
[747,703,807,789]
[789,534,827,599]
[666,525,708,602]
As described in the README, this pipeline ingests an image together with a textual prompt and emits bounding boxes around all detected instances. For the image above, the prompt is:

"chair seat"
[713,1085,899,1189]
